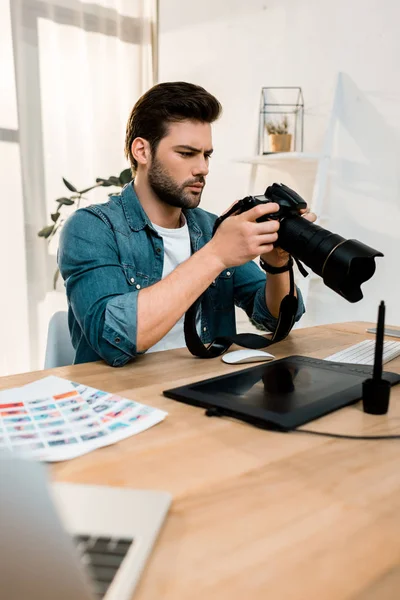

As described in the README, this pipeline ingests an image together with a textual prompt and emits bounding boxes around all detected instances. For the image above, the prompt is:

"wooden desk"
[1,322,400,600]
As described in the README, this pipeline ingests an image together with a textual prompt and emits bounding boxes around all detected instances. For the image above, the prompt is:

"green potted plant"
[38,167,132,287]
[265,116,292,152]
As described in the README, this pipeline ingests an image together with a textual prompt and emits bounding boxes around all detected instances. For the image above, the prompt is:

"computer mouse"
[221,349,275,364]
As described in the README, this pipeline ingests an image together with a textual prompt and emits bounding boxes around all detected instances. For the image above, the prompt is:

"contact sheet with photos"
[0,376,167,462]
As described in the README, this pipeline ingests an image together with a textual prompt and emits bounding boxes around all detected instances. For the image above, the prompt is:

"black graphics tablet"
[163,355,400,431]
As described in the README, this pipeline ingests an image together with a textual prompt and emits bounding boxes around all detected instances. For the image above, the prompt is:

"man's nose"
[193,155,209,177]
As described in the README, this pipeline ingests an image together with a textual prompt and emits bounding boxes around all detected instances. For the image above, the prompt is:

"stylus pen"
[373,300,385,381]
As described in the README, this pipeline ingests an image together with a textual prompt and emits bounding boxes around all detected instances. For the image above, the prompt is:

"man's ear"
[131,137,151,167]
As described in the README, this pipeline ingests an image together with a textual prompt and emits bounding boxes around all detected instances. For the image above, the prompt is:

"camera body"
[212,183,308,238]
[232,183,307,223]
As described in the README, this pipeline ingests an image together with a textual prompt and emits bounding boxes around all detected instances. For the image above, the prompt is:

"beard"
[147,155,205,209]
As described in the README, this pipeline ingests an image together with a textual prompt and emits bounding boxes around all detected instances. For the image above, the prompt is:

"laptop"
[0,454,171,600]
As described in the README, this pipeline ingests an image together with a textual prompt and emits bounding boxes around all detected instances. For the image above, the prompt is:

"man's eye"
[179,151,193,157]
[205,154,212,160]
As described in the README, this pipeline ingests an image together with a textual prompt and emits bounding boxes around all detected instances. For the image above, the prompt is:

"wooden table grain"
[1,322,400,600]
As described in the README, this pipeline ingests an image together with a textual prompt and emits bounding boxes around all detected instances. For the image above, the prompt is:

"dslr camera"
[213,183,383,303]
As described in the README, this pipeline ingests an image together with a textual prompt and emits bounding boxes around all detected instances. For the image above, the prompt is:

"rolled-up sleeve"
[58,208,142,366]
[233,260,305,332]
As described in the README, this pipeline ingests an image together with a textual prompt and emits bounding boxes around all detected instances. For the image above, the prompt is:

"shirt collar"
[120,181,152,231]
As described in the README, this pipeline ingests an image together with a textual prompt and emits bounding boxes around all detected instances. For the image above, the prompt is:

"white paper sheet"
[0,376,167,462]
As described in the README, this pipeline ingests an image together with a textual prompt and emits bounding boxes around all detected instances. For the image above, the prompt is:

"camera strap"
[184,263,299,359]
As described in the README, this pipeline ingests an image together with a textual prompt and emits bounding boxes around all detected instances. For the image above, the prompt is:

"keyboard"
[74,534,133,598]
[325,339,400,366]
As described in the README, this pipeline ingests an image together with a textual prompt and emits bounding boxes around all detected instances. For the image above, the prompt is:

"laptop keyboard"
[74,534,134,598]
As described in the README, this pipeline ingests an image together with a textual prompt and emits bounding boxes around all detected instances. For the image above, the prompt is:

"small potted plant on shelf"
[265,116,292,152]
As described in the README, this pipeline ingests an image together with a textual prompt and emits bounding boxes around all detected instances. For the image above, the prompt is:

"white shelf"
[234,152,321,166]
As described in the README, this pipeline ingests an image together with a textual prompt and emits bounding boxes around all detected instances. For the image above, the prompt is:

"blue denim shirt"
[58,182,305,366]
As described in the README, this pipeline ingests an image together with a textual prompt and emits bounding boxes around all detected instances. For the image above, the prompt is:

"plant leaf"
[38,225,55,238]
[79,185,98,194]
[96,177,113,187]
[53,268,61,290]
[119,168,132,185]
[56,197,75,206]
[62,177,78,192]
[51,212,60,222]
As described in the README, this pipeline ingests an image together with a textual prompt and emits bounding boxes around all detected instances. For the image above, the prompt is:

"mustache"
[184,177,206,186]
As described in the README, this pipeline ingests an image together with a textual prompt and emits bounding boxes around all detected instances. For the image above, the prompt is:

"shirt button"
[136,284,141,290]
[115,337,121,344]
[203,326,207,332]
[226,271,231,276]
[156,247,162,253]
[130,277,135,283]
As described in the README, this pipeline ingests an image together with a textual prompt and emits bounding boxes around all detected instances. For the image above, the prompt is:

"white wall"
[159,0,400,327]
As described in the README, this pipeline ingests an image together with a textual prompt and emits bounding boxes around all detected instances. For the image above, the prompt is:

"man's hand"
[260,206,317,268]
[207,202,283,269]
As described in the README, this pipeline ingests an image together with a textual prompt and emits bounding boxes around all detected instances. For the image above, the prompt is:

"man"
[58,82,315,366]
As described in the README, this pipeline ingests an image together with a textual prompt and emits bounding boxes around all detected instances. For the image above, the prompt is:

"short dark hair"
[124,81,222,174]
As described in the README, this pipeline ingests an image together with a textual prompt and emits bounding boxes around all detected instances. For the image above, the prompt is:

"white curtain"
[0,0,156,376]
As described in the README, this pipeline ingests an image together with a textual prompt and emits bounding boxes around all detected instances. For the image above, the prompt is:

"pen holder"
[362,378,391,415]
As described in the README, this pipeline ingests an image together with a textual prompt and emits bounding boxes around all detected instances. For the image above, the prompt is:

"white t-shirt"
[147,217,192,353]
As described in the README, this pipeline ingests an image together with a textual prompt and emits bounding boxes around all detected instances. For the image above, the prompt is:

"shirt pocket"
[122,264,150,291]
[208,267,235,312]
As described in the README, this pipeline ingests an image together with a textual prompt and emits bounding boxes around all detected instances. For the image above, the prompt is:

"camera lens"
[278,217,383,302]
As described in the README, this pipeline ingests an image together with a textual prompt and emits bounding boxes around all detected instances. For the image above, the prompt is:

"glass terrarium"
[258,87,304,154]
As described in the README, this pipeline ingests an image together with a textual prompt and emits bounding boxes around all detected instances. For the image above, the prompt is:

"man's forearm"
[265,271,297,318]
[136,242,224,352]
